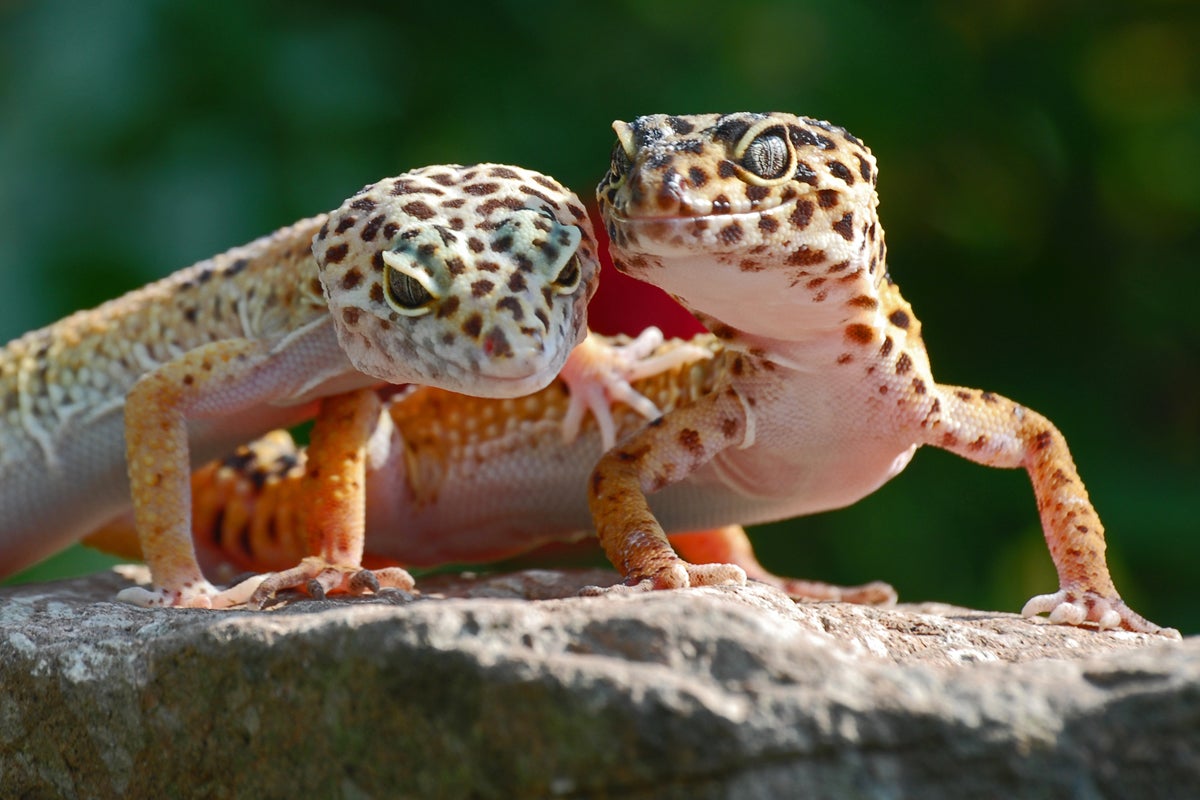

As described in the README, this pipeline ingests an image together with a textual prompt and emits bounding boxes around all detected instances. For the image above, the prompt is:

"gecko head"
[597,112,879,260]
[595,113,887,336]
[314,164,598,397]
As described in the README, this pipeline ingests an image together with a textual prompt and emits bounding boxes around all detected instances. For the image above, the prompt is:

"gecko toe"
[248,557,416,608]
[1023,589,1178,637]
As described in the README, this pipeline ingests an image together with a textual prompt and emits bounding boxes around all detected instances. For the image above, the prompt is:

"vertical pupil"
[387,269,429,307]
[745,135,788,178]
[555,256,580,290]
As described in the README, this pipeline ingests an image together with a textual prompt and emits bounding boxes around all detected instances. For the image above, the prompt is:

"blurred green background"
[2,1,1197,633]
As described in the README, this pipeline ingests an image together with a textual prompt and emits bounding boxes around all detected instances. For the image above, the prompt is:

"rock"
[1,567,1194,799]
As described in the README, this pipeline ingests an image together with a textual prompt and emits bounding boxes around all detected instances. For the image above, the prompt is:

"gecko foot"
[666,526,897,606]
[248,557,416,609]
[116,576,261,609]
[558,329,713,449]
[580,560,747,596]
[1022,589,1181,638]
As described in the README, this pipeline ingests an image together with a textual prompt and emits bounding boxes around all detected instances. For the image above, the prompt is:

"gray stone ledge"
[1,568,1195,799]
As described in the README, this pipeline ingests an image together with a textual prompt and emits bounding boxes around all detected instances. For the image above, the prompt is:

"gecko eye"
[610,139,633,177]
[382,263,436,316]
[551,254,582,295]
[741,131,790,180]
[386,269,433,311]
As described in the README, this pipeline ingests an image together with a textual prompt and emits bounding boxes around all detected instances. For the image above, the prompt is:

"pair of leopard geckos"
[0,112,1172,637]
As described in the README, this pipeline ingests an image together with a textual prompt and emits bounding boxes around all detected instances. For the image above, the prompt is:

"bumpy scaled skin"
[0,164,597,608]
[86,332,887,607]
[592,112,1176,637]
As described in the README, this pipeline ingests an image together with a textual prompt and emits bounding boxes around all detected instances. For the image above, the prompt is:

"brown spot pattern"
[789,200,814,229]
[784,246,826,267]
[817,190,839,208]
[833,212,855,241]
[323,243,349,264]
[461,314,483,338]
[361,215,385,242]
[678,428,703,456]
[402,201,436,221]
[844,323,874,345]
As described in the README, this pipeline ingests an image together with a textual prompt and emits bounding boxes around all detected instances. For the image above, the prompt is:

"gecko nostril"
[656,175,683,212]
[482,326,513,359]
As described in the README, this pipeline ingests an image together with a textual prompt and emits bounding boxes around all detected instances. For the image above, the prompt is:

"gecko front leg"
[923,385,1180,637]
[586,380,898,604]
[558,328,713,448]
[247,388,415,608]
[116,325,356,608]
[588,383,752,590]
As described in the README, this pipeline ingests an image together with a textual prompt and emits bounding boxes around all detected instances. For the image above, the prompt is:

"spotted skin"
[0,164,598,608]
[591,112,1175,637]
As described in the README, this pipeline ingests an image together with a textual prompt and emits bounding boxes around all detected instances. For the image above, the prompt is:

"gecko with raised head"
[590,112,1174,636]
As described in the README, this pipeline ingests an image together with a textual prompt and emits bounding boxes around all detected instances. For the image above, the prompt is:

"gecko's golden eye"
[551,255,582,295]
[741,130,790,180]
[733,121,798,186]
[378,234,444,317]
[385,268,433,311]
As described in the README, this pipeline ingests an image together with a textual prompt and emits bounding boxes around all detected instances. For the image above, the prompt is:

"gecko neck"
[634,242,885,346]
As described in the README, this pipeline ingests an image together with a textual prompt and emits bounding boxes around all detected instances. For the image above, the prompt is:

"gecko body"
[0,164,599,606]
[88,332,879,606]
[590,112,1172,635]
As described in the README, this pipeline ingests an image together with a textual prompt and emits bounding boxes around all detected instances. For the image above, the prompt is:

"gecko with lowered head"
[0,164,626,608]
[84,330,727,608]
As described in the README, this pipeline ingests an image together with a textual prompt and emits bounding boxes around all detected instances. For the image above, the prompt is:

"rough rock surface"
[1,567,1195,799]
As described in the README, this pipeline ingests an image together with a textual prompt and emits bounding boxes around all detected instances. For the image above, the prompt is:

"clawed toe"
[1022,589,1180,638]
[117,578,259,609]
[249,558,416,609]
[580,561,747,596]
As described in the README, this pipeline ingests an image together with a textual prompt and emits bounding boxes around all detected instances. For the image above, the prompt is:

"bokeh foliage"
[2,1,1197,631]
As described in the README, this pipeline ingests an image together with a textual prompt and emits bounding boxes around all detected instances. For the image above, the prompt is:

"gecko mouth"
[605,198,799,255]
[607,194,798,224]
[426,346,568,399]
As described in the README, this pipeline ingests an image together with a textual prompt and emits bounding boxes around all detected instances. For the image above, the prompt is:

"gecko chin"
[437,361,563,398]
